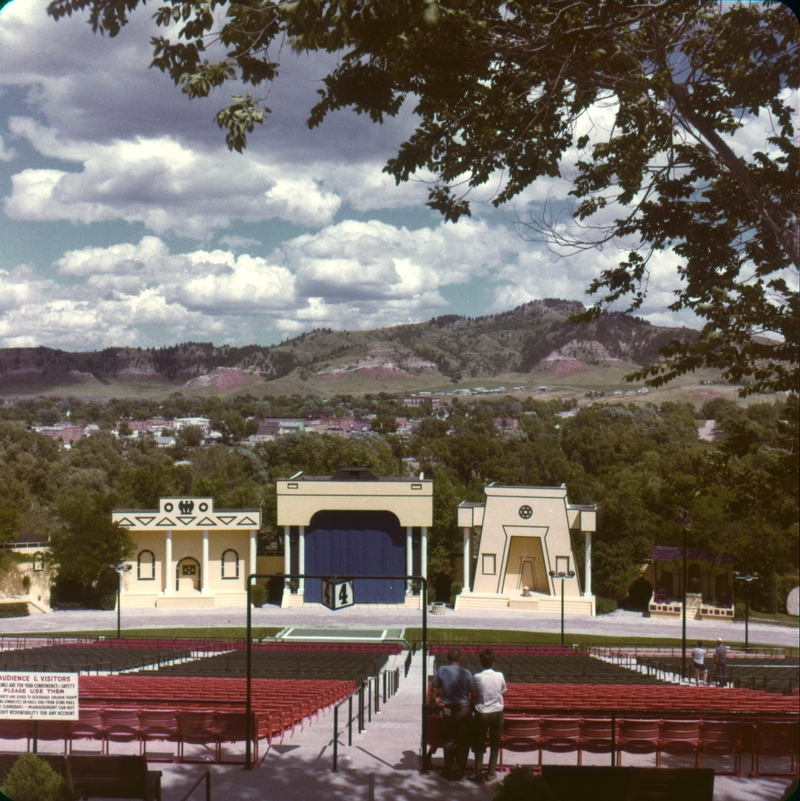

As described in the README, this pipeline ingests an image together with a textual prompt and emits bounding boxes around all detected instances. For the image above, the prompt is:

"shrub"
[0,752,70,801]
[491,767,559,801]
[0,602,29,618]
[595,596,618,616]
[449,581,463,607]
[97,592,117,611]
[250,584,267,607]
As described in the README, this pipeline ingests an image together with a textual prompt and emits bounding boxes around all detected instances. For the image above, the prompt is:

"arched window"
[221,549,239,580]
[137,550,155,580]
[32,552,44,572]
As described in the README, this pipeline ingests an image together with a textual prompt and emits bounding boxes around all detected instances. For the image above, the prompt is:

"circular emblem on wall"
[519,505,533,520]
[164,502,173,512]
[199,502,208,512]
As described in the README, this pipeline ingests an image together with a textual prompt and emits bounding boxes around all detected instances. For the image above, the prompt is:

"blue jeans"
[473,709,503,775]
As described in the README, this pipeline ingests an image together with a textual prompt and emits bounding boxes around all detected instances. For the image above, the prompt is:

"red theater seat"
[698,720,745,776]
[617,719,660,766]
[500,716,542,770]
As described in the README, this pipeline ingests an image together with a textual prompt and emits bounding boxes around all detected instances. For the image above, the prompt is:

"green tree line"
[0,393,796,611]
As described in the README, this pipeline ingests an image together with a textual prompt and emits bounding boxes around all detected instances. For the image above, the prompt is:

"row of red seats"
[429,645,581,657]
[50,639,240,651]
[426,715,799,778]
[501,684,799,713]
[253,642,402,653]
[0,708,279,766]
[78,676,355,734]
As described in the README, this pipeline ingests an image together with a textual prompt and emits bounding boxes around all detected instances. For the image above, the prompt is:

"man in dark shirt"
[714,638,728,686]
[432,647,476,780]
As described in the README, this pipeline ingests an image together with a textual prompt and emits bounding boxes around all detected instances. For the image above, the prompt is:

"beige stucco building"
[454,485,596,615]
[111,498,261,608]
[0,532,53,614]
[276,467,433,609]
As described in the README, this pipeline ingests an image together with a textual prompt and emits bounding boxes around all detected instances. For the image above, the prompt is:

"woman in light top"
[470,647,507,782]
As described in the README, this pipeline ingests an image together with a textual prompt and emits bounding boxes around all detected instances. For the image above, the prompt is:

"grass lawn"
[9,627,282,641]
[403,627,799,655]
[747,611,799,627]
[8,625,797,656]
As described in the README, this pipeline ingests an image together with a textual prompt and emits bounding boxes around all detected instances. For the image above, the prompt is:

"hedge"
[0,602,30,618]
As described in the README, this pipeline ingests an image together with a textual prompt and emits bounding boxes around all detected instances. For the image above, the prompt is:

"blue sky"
[0,0,749,351]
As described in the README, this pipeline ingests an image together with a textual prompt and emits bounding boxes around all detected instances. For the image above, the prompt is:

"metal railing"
[176,770,211,801]
[332,666,401,772]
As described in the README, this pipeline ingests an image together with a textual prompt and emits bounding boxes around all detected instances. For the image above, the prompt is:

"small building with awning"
[644,545,735,621]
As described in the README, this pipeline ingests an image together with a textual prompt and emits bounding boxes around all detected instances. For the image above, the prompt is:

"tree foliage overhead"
[46,0,799,395]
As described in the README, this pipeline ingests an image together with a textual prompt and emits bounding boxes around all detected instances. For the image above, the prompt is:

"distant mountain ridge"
[0,300,698,392]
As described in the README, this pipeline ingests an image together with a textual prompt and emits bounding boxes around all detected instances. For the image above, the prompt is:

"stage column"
[421,527,428,580]
[462,527,471,592]
[406,527,413,594]
[165,531,174,594]
[201,530,210,594]
[250,529,257,588]
[584,530,592,596]
[283,526,292,592]
[298,526,305,596]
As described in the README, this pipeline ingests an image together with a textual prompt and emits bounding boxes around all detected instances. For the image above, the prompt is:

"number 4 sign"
[321,578,355,610]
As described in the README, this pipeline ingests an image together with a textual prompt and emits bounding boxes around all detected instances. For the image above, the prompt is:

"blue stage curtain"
[304,511,405,603]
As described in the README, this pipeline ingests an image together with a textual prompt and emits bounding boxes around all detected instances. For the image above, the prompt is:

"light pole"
[549,569,576,647]
[109,563,132,638]
[734,571,759,649]
[673,508,693,682]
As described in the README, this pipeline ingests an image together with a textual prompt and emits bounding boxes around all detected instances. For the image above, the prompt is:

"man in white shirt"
[470,647,507,781]
[691,641,708,685]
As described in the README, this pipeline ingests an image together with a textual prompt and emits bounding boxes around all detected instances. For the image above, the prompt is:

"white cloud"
[4,119,351,236]
[0,134,14,161]
[218,235,262,249]
[287,218,516,304]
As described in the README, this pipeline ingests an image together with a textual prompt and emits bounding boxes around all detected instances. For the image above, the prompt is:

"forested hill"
[0,300,697,391]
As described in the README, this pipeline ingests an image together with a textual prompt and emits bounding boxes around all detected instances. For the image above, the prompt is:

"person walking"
[714,638,728,686]
[692,641,708,686]
[470,647,507,782]
[431,647,476,780]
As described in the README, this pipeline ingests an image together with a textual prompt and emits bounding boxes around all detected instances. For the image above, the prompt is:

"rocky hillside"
[0,300,697,392]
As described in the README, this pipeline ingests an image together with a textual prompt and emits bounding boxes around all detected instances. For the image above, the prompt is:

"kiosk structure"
[455,485,596,616]
[111,498,261,608]
[276,467,433,608]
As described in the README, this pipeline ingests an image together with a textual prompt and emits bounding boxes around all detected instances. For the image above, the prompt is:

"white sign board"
[0,672,79,720]
[321,578,355,610]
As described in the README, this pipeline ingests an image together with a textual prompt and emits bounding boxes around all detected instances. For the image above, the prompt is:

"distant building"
[397,395,442,408]
[34,424,85,444]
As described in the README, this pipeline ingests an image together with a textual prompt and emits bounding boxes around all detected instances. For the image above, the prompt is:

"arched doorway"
[304,511,405,603]
[176,557,201,592]
[660,570,674,599]
[688,563,702,594]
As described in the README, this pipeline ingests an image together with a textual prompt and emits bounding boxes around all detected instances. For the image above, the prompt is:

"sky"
[0,0,774,352]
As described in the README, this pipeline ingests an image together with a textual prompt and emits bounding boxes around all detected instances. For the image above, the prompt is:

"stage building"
[111,498,261,608]
[454,485,597,616]
[277,467,433,608]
